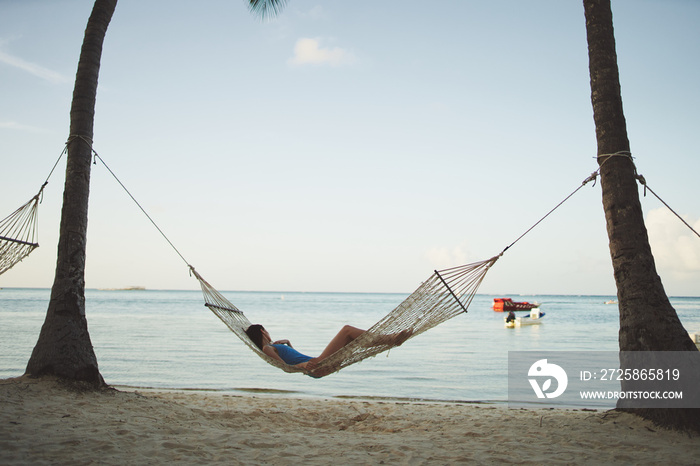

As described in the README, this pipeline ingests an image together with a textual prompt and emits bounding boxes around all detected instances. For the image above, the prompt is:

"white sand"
[1,376,698,465]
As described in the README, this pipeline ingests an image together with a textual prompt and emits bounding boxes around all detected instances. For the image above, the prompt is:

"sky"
[1,0,699,296]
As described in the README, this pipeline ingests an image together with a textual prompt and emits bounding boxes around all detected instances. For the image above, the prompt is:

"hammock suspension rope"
[0,142,68,276]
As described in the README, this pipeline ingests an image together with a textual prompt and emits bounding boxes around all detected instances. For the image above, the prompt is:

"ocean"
[2,288,699,406]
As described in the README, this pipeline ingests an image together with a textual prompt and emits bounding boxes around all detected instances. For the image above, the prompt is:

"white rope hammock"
[190,256,499,377]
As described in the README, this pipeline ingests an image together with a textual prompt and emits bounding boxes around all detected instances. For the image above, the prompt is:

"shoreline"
[113,384,505,406]
[2,376,698,464]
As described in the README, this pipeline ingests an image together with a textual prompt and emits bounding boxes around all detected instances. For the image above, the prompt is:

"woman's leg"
[304,325,413,377]
[314,325,365,361]
[303,326,364,376]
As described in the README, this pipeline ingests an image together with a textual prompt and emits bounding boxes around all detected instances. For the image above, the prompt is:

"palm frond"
[248,0,288,20]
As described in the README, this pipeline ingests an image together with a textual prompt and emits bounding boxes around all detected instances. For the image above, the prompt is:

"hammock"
[0,186,44,276]
[190,255,499,377]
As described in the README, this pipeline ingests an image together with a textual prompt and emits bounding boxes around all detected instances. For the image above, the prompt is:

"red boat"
[492,298,540,312]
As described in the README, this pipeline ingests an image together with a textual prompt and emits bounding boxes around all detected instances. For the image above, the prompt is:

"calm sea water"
[1,288,699,404]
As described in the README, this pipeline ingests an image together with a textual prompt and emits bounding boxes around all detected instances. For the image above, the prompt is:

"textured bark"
[584,0,698,432]
[25,0,118,387]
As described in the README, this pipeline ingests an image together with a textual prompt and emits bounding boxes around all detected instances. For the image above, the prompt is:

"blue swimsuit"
[268,344,313,365]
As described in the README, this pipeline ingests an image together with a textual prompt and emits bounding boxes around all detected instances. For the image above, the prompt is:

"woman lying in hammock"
[245,324,411,376]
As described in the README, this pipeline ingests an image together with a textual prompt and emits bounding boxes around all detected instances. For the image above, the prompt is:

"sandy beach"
[1,376,698,465]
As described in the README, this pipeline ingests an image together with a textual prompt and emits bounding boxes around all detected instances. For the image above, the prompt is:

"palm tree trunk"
[25,0,118,387]
[583,0,698,432]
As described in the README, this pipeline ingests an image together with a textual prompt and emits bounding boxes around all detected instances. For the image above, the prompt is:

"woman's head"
[246,324,267,350]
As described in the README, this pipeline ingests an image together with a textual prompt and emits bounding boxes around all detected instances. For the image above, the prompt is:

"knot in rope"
[597,150,633,162]
[65,134,101,165]
[66,134,94,148]
[582,171,599,187]
[597,151,637,176]
[636,174,648,196]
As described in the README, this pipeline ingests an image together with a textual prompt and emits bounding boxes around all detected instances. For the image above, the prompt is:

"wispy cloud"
[0,121,53,134]
[0,44,70,84]
[288,38,356,67]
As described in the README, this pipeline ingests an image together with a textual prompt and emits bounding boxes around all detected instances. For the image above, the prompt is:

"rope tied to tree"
[591,150,698,238]
[66,134,195,269]
[597,150,633,164]
[596,149,698,239]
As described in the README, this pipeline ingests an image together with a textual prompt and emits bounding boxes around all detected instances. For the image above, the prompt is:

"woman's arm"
[272,339,292,347]
[263,344,286,363]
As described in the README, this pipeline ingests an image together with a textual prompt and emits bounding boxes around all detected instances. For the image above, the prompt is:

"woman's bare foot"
[394,329,412,346]
[373,329,413,346]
